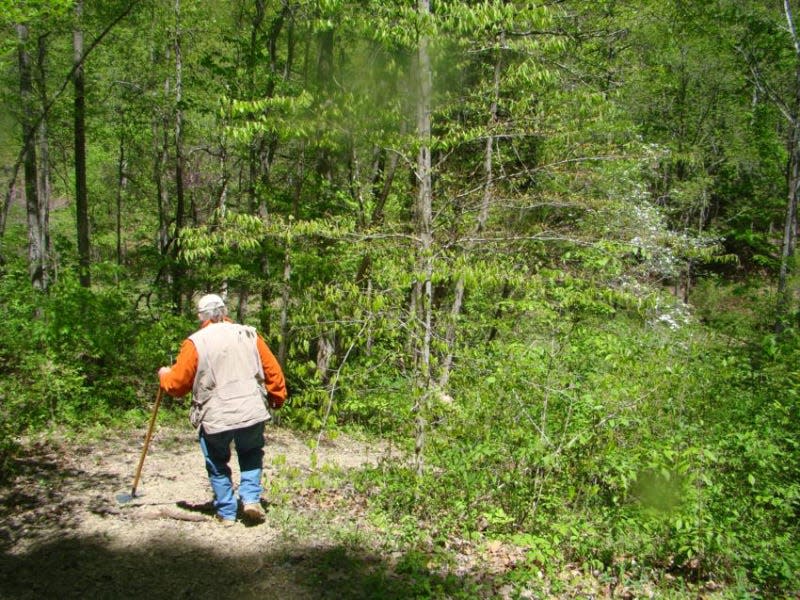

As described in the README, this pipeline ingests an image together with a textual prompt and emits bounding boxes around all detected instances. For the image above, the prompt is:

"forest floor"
[0,423,732,599]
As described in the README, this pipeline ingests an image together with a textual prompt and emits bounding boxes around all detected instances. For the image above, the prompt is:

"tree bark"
[154,119,170,259]
[315,25,334,182]
[35,34,51,289]
[17,24,45,291]
[777,119,799,329]
[278,235,291,371]
[151,11,173,298]
[171,0,186,312]
[777,0,800,330]
[0,161,21,252]
[116,131,128,271]
[412,0,433,476]
[74,0,91,288]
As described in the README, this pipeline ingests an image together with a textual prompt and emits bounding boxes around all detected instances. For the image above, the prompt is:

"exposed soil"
[0,424,401,600]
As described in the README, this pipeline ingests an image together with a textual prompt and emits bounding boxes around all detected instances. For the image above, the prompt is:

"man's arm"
[158,339,198,397]
[256,336,287,408]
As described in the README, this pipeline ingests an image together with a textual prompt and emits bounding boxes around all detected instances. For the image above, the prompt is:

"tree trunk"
[355,147,400,284]
[17,24,45,291]
[777,0,800,330]
[3,1,135,269]
[315,25,334,181]
[237,286,249,323]
[74,0,91,288]
[412,0,433,476]
[116,131,127,271]
[278,235,291,371]
[154,120,170,257]
[171,0,186,312]
[35,34,51,289]
[316,333,335,385]
[777,123,799,329]
[0,161,21,254]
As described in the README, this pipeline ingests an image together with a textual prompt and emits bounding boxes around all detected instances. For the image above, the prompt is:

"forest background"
[0,0,798,596]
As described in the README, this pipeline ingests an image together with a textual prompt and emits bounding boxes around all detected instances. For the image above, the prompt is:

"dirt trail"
[0,425,396,600]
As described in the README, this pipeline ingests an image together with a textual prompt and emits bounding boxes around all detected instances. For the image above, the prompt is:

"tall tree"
[776,0,800,328]
[74,0,90,287]
[171,0,186,311]
[412,0,433,476]
[17,23,46,290]
[35,32,50,288]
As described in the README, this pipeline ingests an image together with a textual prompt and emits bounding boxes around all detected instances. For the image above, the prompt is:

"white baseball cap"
[197,293,225,312]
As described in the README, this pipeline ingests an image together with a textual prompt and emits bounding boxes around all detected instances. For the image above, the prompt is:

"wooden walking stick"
[117,387,164,503]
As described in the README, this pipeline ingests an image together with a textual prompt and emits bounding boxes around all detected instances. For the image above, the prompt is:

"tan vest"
[188,322,269,434]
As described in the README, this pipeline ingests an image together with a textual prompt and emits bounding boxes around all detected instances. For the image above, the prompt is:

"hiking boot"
[213,514,236,528]
[241,502,266,524]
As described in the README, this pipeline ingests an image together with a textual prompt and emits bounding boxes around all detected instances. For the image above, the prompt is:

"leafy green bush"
[0,267,194,444]
[360,307,800,594]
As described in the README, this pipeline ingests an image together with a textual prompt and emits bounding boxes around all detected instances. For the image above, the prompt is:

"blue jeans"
[198,421,265,521]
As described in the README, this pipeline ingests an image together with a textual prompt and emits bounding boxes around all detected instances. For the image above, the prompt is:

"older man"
[158,294,287,526]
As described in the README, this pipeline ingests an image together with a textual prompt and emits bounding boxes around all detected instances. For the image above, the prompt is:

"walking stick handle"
[130,387,164,498]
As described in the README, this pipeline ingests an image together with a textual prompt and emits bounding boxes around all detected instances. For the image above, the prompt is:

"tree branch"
[785,0,800,58]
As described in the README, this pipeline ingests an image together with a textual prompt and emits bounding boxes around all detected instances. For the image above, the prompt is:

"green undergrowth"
[258,433,753,599]
[350,304,800,597]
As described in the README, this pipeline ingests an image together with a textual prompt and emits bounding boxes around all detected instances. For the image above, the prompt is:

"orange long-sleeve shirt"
[159,320,287,408]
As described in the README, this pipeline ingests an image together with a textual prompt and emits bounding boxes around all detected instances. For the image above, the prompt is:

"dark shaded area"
[175,499,215,516]
[0,446,123,553]
[0,534,480,600]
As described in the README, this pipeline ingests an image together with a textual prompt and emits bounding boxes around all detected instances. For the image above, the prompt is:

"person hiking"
[158,293,287,526]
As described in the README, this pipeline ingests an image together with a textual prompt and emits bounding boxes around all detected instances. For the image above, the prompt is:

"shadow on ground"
[0,534,478,600]
[0,447,125,553]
